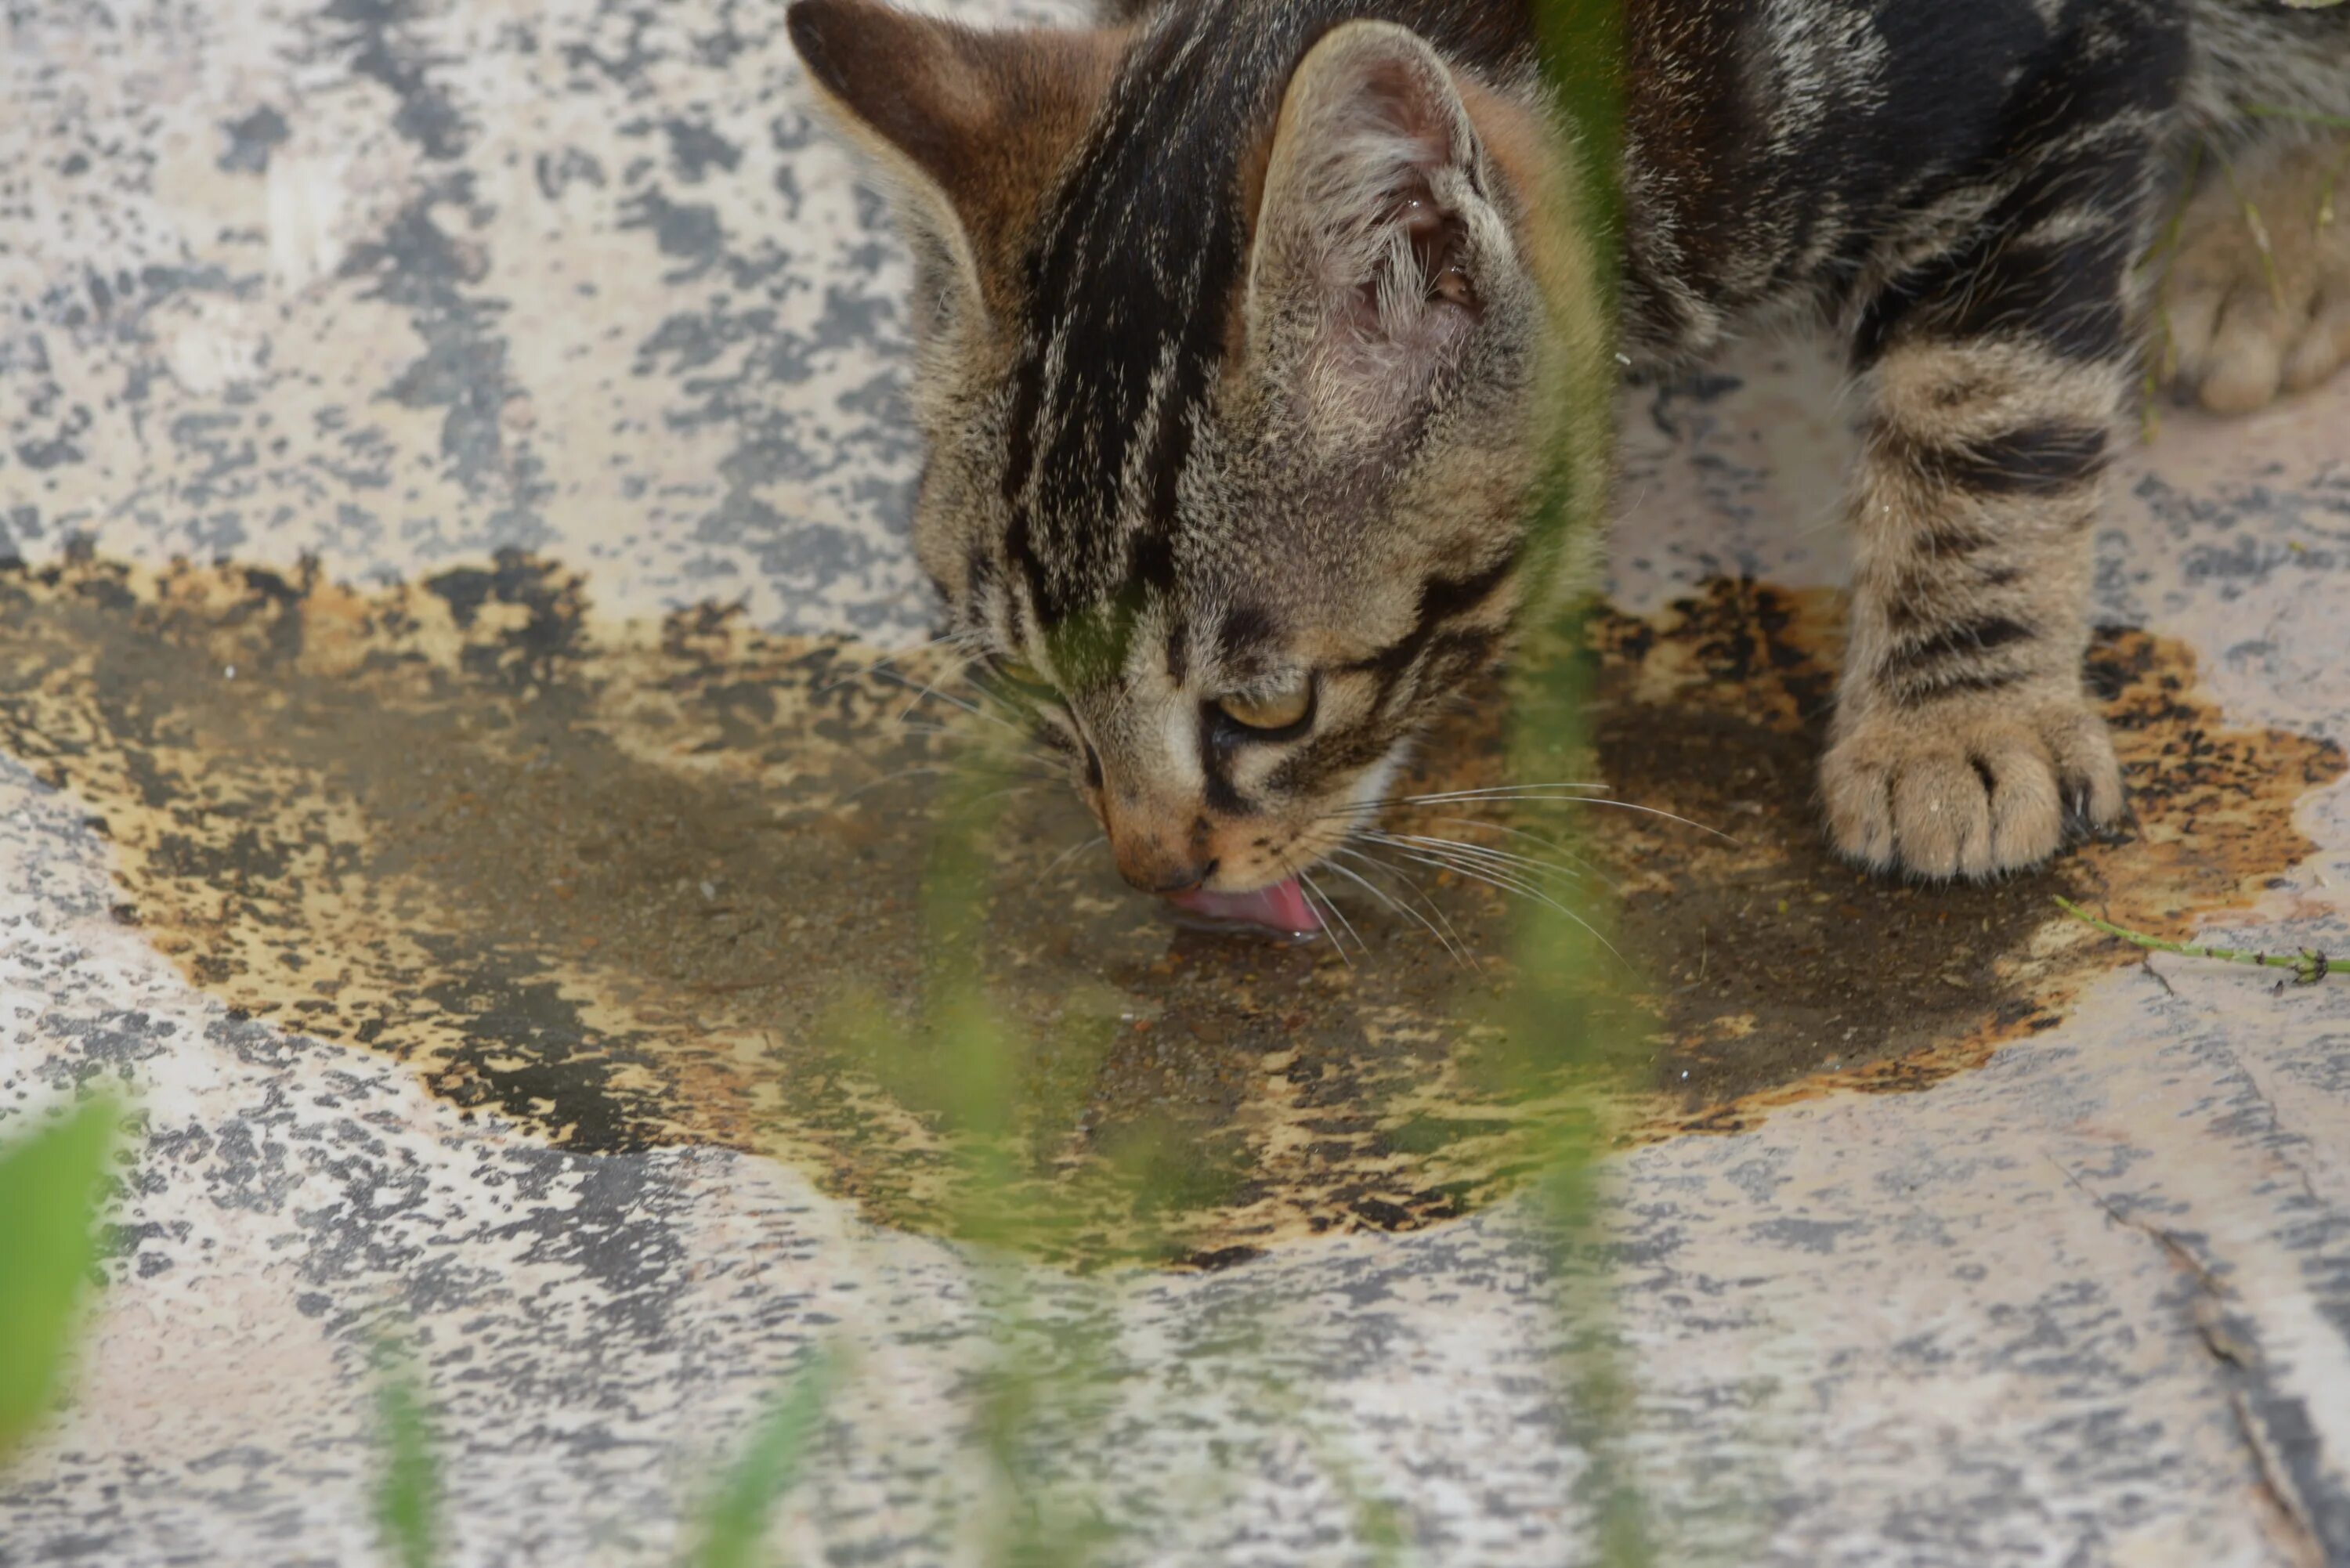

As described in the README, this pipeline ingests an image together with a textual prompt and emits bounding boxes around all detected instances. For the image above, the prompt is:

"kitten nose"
[1133,859,1217,897]
[1105,815,1213,894]
[1112,839,1216,896]
[1101,793,1216,895]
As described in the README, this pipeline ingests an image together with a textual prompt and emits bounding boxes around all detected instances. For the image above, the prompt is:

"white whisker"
[1032,833,1106,891]
[1299,868,1363,965]
[812,630,974,699]
[1420,816,1626,897]
[1323,781,1608,818]
[861,666,1025,736]
[1325,786,1737,844]
[838,761,1054,805]
[1368,844,1630,972]
[1357,849,1480,966]
[1371,831,1583,887]
[948,783,1036,814]
[1321,851,1474,969]
[895,727,1068,778]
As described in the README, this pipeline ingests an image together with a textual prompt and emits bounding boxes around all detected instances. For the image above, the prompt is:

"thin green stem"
[372,1348,441,1568]
[2211,144,2287,311]
[2243,104,2350,132]
[690,1347,839,1568]
[2053,897,2336,985]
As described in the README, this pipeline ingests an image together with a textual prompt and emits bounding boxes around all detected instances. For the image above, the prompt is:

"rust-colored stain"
[0,556,2336,1263]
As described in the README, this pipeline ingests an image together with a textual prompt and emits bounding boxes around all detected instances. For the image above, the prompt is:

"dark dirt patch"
[0,557,2334,1261]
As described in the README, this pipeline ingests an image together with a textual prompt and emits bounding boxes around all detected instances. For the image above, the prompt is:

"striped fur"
[790,0,2350,892]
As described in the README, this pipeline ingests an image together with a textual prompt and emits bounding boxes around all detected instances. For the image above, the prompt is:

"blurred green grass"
[374,1345,443,1568]
[0,1093,121,1458]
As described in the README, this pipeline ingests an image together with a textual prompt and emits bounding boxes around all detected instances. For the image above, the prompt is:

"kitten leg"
[1822,146,2160,876]
[2160,132,2350,414]
[1822,341,2126,878]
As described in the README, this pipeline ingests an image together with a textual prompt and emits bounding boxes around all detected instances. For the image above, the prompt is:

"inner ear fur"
[1242,23,1502,352]
[787,0,1126,311]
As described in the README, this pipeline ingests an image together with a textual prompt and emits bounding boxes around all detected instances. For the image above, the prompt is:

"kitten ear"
[787,0,1119,311]
[1246,22,1499,423]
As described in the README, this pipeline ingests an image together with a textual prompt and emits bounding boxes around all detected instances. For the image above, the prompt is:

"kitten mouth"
[1163,876,1324,937]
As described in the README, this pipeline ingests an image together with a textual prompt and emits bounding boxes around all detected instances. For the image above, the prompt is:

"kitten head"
[790,0,1600,923]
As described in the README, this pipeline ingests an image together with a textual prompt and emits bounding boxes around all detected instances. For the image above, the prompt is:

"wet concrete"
[2,554,2334,1265]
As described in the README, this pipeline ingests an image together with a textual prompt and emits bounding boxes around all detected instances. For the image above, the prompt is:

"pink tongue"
[1166,876,1323,936]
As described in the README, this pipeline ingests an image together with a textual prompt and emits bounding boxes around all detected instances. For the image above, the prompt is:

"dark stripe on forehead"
[1217,602,1278,663]
[1164,614,1190,682]
[1000,0,1536,630]
[1010,6,1266,623]
[1126,529,1177,595]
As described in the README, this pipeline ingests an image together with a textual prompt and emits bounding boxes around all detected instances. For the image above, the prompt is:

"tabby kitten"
[787,0,2350,928]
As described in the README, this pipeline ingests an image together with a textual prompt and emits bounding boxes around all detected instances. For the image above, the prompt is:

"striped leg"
[1822,341,2126,877]
[1821,141,2164,876]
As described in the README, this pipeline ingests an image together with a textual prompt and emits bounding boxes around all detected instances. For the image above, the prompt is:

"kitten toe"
[2196,287,2290,414]
[2041,700,2124,829]
[2159,271,2227,395]
[1887,752,1995,880]
[1977,736,2066,869]
[2283,290,2350,395]
[1820,751,1898,873]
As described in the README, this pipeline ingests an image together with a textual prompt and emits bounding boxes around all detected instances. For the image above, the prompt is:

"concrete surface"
[5,0,2350,1563]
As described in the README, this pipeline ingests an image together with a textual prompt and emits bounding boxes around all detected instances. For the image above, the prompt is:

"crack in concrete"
[2049,1155,2329,1567]
[2219,1035,2339,1216]
[2231,1389,2329,1568]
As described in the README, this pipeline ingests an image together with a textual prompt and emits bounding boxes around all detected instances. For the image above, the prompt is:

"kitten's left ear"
[1246,22,1504,424]
[788,0,1122,312]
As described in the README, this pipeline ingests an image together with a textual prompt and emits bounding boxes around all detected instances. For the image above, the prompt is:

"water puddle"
[2,553,2336,1262]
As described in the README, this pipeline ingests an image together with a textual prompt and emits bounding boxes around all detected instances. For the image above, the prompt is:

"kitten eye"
[1214,674,1314,734]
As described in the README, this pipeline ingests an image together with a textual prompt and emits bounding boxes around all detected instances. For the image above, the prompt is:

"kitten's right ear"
[1244,22,1509,435]
[786,0,1122,312]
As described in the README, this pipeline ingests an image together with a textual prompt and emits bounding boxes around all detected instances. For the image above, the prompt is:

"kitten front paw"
[1819,699,2123,880]
[2160,135,2350,415]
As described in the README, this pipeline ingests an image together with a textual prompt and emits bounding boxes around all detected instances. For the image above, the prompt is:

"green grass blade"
[374,1353,442,1568]
[2244,104,2350,128]
[691,1347,837,1568]
[0,1094,122,1456]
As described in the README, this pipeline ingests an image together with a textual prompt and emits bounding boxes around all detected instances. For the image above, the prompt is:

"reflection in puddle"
[1,555,2336,1261]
